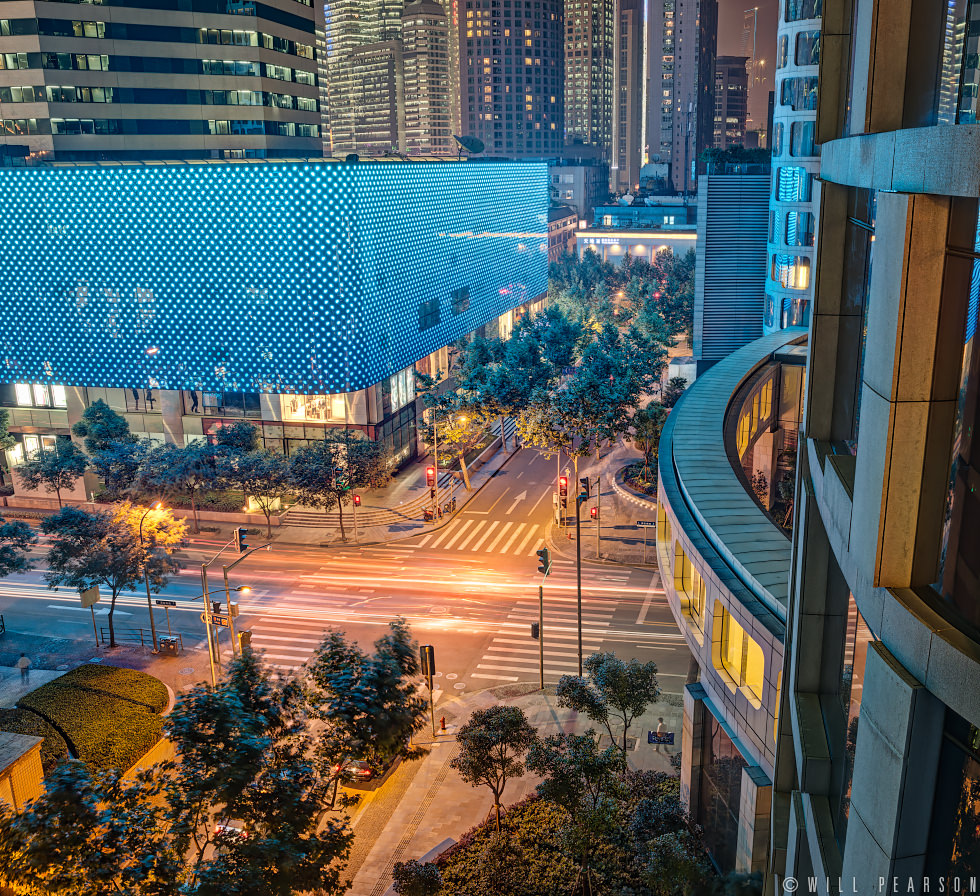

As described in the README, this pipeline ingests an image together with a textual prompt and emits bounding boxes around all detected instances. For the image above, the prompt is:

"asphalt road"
[0,448,692,695]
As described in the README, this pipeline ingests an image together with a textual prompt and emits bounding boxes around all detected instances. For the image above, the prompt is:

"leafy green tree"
[417,384,480,491]
[305,618,426,807]
[0,515,35,578]
[41,501,185,647]
[633,402,668,480]
[289,429,390,540]
[451,705,538,832]
[89,438,152,499]
[138,439,221,533]
[392,859,443,896]
[662,376,689,408]
[555,652,661,755]
[0,408,15,453]
[17,437,88,507]
[71,399,135,454]
[222,449,291,538]
[213,420,260,454]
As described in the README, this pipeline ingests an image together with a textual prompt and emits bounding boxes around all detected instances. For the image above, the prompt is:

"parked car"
[332,759,375,782]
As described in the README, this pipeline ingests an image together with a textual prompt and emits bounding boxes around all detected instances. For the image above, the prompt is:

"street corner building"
[0,159,549,467]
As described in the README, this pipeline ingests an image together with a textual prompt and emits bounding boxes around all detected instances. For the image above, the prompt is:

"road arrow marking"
[505,490,527,515]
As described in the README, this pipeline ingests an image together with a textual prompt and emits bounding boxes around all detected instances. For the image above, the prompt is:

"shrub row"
[0,707,70,774]
[59,663,169,712]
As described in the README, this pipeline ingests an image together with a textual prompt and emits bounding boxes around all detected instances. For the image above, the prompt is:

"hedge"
[16,665,168,771]
[58,663,169,712]
[0,707,70,774]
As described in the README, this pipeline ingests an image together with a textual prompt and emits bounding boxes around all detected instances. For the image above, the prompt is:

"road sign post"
[420,645,437,736]
[636,520,656,564]
[155,599,176,634]
[80,586,100,649]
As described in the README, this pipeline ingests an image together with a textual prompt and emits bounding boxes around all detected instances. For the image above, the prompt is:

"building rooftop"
[0,731,42,776]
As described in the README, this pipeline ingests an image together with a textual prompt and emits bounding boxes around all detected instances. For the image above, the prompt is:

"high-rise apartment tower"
[564,0,614,160]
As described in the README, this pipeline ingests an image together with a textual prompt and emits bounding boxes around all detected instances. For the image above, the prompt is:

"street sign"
[79,586,100,608]
[155,599,177,608]
[635,520,656,528]
[648,731,675,745]
[201,612,229,627]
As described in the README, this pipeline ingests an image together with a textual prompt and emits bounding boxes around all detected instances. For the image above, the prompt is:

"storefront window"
[9,383,68,409]
[388,367,415,413]
[281,393,346,423]
[715,602,765,703]
[697,716,747,870]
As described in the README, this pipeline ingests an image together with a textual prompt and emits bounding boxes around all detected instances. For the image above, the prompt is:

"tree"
[71,399,135,454]
[17,437,88,507]
[162,649,353,896]
[392,860,443,896]
[555,652,661,755]
[633,402,668,480]
[0,408,15,484]
[213,420,260,454]
[662,376,689,409]
[451,705,538,832]
[222,450,291,538]
[289,429,391,541]
[89,438,152,499]
[138,439,221,533]
[0,515,35,578]
[41,502,185,648]
[305,618,427,807]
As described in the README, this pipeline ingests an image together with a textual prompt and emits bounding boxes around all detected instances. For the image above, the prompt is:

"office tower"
[763,0,820,333]
[611,0,645,192]
[401,0,453,154]
[0,0,320,163]
[644,0,717,195]
[713,56,748,149]
[564,0,615,160]
[349,41,405,155]
[768,0,980,887]
[460,0,563,157]
[693,173,769,372]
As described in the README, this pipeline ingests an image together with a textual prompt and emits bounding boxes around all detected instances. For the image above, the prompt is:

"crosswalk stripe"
[500,524,526,553]
[455,523,485,551]
[437,520,477,550]
[485,522,515,552]
[477,661,581,673]
[470,673,519,682]
[424,521,464,550]
[250,634,324,646]
[485,646,591,658]
[514,527,540,556]
[508,610,614,622]
[490,637,603,650]
[470,521,501,551]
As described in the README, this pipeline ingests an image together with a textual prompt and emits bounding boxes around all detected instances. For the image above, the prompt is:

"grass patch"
[0,707,70,773]
[16,664,167,771]
[622,461,658,497]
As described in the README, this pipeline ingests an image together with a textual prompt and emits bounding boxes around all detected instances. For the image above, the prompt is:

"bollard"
[440,716,447,732]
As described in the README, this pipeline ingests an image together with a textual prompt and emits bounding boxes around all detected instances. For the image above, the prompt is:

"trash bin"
[159,636,179,656]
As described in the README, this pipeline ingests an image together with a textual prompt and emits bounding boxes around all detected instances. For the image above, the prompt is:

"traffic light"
[580,477,590,498]
[536,547,551,575]
[234,526,248,553]
[419,644,436,680]
[590,506,598,520]
[558,476,568,497]
[530,622,540,640]
[212,600,222,615]
[239,630,252,651]
[426,466,436,487]
[353,494,361,507]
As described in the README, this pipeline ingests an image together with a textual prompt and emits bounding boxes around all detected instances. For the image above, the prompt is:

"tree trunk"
[55,485,63,509]
[494,796,502,832]
[499,415,508,452]
[459,454,472,490]
[108,591,118,648]
[263,510,272,539]
[337,500,346,541]
[190,492,200,534]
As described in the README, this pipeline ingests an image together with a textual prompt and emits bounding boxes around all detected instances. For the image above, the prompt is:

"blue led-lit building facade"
[0,159,548,469]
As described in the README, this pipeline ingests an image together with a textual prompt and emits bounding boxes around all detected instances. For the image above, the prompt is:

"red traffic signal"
[353,494,361,507]
[558,476,568,497]
[590,506,598,519]
[426,466,436,487]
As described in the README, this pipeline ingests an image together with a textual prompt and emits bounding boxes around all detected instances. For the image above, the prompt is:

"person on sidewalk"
[16,653,31,683]
[655,717,666,752]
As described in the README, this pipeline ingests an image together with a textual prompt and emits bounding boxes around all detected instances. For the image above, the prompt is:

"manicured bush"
[60,663,169,712]
[0,707,70,773]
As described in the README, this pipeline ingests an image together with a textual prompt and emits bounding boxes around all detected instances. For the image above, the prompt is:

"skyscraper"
[564,0,615,160]
[460,0,564,157]
[401,0,453,154]
[0,0,321,163]
[713,56,748,149]
[611,0,645,192]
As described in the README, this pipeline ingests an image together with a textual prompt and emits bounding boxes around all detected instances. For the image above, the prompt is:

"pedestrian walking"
[16,653,30,683]
[655,717,666,752]
[189,389,199,413]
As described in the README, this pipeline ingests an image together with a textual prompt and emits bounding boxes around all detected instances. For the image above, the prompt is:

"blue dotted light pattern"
[0,161,549,394]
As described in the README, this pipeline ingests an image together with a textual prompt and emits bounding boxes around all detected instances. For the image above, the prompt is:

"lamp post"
[138,501,164,652]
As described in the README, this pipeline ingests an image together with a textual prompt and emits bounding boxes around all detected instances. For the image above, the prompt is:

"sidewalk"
[344,682,683,896]
[545,441,661,568]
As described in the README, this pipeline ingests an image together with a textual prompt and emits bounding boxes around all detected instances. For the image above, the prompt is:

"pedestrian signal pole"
[420,644,436,736]
[535,547,551,689]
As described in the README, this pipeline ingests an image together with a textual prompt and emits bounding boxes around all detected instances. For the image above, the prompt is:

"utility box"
[159,637,179,657]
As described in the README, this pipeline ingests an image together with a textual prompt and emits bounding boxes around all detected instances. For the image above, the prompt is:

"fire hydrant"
[440,716,447,732]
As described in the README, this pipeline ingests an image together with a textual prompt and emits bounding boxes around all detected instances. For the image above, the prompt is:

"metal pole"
[595,474,601,559]
[352,498,358,543]
[539,583,544,690]
[139,514,159,652]
[201,564,217,687]
[433,409,439,515]
[165,606,172,636]
[429,681,436,737]
[91,606,99,650]
[222,565,239,658]
[576,494,583,677]
[643,528,647,565]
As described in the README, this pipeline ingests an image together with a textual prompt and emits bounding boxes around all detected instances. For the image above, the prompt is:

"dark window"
[451,286,470,315]
[696,716,746,870]
[418,298,440,331]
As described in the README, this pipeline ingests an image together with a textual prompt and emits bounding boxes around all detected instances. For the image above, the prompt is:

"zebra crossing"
[413,519,543,556]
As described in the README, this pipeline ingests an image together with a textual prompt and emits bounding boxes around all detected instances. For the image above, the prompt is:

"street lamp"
[138,501,165,652]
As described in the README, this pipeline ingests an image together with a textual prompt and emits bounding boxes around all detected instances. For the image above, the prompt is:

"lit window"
[714,602,765,704]
[14,383,32,406]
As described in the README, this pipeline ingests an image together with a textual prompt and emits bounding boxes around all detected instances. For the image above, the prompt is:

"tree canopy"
[17,438,88,507]
[71,399,135,454]
[0,515,35,578]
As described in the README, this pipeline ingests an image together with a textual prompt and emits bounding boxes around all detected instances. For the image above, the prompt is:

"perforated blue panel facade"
[0,161,548,394]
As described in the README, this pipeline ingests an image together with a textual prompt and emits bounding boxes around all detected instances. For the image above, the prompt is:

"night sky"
[717,0,778,133]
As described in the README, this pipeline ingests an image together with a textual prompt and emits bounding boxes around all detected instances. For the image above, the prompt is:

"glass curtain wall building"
[0,0,321,162]
[764,0,821,333]
[770,0,980,889]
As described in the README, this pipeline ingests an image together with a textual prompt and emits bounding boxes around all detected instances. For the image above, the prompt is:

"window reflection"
[281,393,347,423]
[696,716,747,870]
